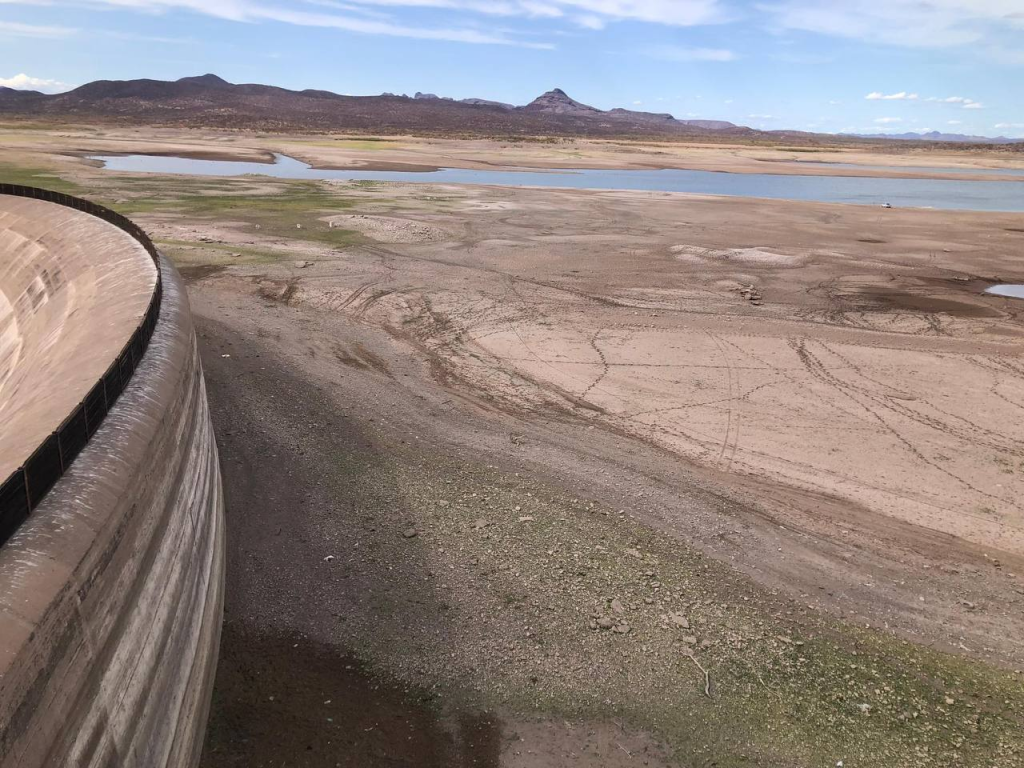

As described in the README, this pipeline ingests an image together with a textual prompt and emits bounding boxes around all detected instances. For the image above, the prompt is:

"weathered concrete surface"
[0,236,224,768]
[0,195,158,480]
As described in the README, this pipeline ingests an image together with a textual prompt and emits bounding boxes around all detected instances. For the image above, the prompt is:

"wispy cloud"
[103,29,196,43]
[0,19,75,38]
[865,91,917,100]
[868,92,986,110]
[1,0,559,46]
[352,0,728,26]
[648,44,736,62]
[250,5,555,46]
[759,0,1023,48]
[923,95,983,109]
[874,116,902,124]
[0,72,74,91]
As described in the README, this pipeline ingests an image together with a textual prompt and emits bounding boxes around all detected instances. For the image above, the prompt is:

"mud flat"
[3,136,1024,767]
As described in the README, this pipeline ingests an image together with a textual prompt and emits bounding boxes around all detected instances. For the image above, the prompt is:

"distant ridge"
[845,130,1024,145]
[0,74,1020,145]
[0,74,758,137]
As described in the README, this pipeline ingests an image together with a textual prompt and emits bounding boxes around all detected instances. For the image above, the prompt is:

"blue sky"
[2,0,1023,137]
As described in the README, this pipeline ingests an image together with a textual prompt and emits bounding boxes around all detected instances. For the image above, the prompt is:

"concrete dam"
[0,187,225,766]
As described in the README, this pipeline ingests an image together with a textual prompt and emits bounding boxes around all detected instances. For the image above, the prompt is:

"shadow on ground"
[195,310,501,768]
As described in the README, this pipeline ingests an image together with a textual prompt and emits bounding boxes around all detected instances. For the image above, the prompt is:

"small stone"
[611,598,626,615]
[667,612,690,629]
[402,528,418,538]
[613,623,631,634]
[597,617,614,630]
[945,697,955,706]
[438,500,450,507]
[323,555,335,562]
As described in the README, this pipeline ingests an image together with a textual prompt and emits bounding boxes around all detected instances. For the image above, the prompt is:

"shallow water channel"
[92,152,1024,212]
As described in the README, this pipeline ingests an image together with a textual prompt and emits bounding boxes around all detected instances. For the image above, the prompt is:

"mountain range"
[1,74,1020,145]
[845,130,1024,145]
[0,74,773,138]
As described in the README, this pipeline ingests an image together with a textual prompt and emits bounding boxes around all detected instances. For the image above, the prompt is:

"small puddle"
[985,284,1024,299]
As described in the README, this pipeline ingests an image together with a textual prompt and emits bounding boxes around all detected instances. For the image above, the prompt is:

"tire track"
[789,337,1012,506]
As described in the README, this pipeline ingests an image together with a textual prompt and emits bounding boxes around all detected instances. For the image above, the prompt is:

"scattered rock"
[611,598,626,615]
[597,617,614,630]
[666,612,690,629]
[402,527,418,539]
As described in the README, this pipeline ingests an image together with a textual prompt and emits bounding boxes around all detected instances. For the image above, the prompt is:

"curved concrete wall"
[0,196,224,768]
[0,195,158,480]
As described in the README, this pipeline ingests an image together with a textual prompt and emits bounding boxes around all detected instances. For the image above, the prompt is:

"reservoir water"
[91,153,1024,213]
[985,285,1024,299]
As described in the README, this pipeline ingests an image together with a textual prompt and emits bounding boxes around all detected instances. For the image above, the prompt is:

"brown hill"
[523,88,602,116]
[0,74,759,138]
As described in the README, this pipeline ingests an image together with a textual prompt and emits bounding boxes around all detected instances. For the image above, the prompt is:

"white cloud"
[0,20,75,38]
[995,122,1024,129]
[947,119,962,125]
[648,44,736,61]
[920,95,984,109]
[748,113,774,119]
[874,116,902,124]
[0,72,73,91]
[866,91,918,100]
